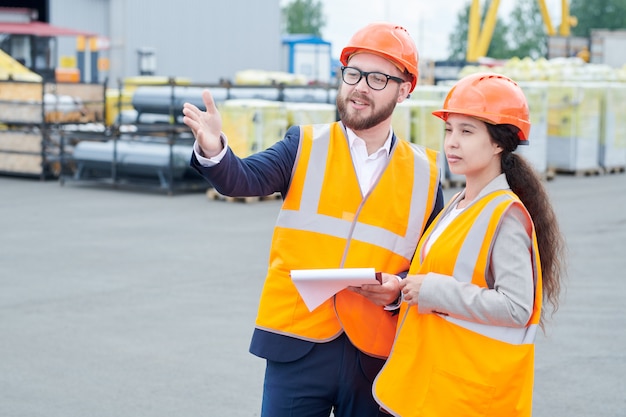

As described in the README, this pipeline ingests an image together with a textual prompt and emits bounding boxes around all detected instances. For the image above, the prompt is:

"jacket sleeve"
[190,125,301,197]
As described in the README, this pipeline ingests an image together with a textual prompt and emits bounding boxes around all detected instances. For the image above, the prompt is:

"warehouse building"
[6,0,283,85]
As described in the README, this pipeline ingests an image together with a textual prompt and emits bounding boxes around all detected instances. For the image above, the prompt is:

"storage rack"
[0,79,106,180]
[58,78,340,195]
[58,78,207,195]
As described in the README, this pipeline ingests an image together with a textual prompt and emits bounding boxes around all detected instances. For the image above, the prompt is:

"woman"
[373,73,565,417]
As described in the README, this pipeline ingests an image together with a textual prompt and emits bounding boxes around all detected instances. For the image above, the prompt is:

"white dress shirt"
[344,127,392,195]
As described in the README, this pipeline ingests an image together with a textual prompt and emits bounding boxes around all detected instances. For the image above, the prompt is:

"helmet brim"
[432,108,530,143]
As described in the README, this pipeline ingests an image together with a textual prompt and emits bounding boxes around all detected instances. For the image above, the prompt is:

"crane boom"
[466,0,573,62]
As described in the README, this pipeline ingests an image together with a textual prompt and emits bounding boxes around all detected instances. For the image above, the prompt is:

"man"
[183,22,443,417]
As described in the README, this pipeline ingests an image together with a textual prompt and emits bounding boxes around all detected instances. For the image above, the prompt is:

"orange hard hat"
[432,73,531,142]
[340,22,419,92]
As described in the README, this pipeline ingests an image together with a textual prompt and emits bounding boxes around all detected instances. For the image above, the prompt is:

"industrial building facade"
[47,0,282,86]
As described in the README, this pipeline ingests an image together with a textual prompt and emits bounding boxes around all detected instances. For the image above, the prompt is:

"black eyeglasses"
[340,66,405,91]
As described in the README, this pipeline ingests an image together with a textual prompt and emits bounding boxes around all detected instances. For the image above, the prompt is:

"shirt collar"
[345,127,394,157]
[453,173,512,206]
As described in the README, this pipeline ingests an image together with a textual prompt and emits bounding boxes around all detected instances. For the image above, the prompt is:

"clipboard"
[290,267,381,311]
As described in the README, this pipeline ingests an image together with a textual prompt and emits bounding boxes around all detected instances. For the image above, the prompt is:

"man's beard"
[336,86,397,131]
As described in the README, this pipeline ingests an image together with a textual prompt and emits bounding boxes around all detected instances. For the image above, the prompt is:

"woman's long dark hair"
[487,124,566,327]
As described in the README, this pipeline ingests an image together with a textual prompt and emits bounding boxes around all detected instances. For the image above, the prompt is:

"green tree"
[486,12,510,59]
[507,0,547,59]
[282,0,326,36]
[447,0,510,61]
[570,0,626,37]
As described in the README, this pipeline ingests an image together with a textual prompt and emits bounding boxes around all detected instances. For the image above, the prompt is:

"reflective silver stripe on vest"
[276,123,434,261]
[453,194,512,282]
[438,193,539,345]
[443,315,538,344]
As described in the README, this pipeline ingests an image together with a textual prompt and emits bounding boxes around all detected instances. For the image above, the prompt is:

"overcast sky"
[283,0,564,62]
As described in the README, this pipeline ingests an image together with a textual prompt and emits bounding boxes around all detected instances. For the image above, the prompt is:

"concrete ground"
[0,171,624,417]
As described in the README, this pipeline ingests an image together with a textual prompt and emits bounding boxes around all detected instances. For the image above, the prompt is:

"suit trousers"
[260,332,387,417]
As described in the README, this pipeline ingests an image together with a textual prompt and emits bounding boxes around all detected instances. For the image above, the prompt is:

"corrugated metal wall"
[50,0,282,86]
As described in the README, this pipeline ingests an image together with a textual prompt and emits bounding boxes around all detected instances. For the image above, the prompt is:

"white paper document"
[290,268,381,311]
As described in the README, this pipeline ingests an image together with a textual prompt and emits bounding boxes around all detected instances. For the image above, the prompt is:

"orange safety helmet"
[340,22,419,92]
[432,73,531,143]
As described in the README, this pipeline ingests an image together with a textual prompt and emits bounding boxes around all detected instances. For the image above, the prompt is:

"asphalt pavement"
[1,171,624,417]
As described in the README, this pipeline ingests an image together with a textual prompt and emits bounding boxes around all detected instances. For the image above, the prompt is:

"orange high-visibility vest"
[254,122,440,358]
[374,190,542,416]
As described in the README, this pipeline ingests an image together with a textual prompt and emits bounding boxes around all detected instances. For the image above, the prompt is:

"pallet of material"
[0,153,42,175]
[0,131,42,152]
[0,131,44,175]
[45,109,103,124]
[0,81,44,123]
[0,80,105,124]
[551,166,604,177]
[206,188,282,203]
[0,80,41,100]
[602,166,626,174]
[46,83,104,102]
[0,101,42,124]
[45,82,105,124]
